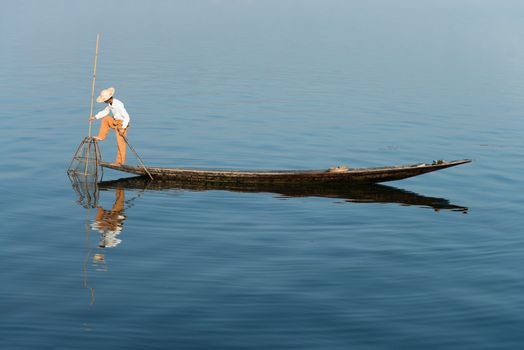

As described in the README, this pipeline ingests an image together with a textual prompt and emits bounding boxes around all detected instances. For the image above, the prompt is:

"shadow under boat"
[98,176,468,213]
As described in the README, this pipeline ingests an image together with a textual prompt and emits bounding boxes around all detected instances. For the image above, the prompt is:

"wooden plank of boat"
[100,159,471,184]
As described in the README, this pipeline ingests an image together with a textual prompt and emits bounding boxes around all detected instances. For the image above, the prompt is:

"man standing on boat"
[90,87,130,165]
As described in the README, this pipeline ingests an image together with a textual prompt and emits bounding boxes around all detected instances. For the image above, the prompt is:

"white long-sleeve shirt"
[95,98,130,129]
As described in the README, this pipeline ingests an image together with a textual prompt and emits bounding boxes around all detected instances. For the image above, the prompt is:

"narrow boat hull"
[100,159,471,184]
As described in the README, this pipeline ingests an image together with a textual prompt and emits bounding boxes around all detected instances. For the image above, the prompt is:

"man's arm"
[90,105,110,120]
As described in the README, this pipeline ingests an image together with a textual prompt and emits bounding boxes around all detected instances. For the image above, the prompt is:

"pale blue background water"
[1,1,523,349]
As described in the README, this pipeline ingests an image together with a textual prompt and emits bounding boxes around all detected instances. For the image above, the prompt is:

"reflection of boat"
[101,159,471,184]
[99,176,468,213]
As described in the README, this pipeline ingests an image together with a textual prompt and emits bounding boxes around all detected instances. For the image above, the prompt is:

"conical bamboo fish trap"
[68,137,103,179]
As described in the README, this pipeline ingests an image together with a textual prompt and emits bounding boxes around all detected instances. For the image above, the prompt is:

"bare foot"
[110,162,122,166]
[93,136,103,141]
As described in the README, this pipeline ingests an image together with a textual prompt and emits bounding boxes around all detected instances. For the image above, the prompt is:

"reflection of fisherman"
[90,189,127,248]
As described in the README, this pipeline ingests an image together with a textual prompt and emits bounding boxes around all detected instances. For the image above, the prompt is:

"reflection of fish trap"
[68,172,100,208]
[68,137,103,179]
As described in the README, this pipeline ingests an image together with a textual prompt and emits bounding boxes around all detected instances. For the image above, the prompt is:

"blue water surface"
[0,1,523,349]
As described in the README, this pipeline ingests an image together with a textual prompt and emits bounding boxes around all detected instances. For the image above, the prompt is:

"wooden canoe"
[100,159,471,184]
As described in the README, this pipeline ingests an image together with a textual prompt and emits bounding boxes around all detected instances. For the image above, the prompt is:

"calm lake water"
[1,1,523,349]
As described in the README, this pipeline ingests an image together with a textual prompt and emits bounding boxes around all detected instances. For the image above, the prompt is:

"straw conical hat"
[96,87,115,103]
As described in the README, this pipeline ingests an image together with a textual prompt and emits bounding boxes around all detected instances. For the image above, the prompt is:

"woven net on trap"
[68,137,103,178]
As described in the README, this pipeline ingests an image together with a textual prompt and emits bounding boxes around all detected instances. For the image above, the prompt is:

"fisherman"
[90,87,130,165]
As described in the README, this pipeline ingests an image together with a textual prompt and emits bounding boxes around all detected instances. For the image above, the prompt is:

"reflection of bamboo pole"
[83,206,95,305]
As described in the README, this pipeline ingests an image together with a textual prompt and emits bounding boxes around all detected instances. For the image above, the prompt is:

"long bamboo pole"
[88,33,100,137]
[84,34,101,176]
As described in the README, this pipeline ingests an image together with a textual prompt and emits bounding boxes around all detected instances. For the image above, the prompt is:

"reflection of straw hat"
[96,87,115,103]
[93,253,105,262]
